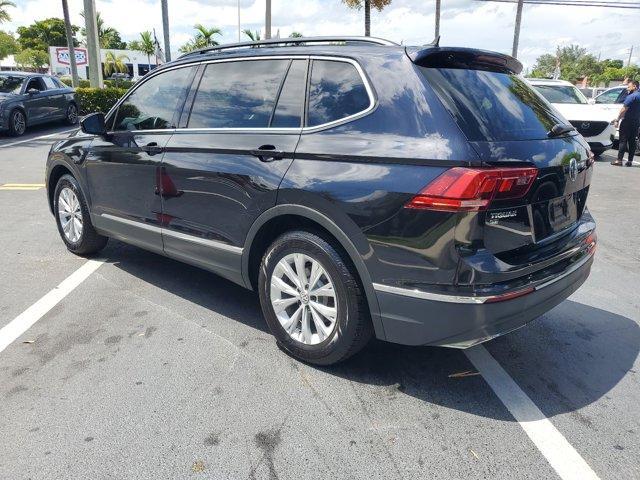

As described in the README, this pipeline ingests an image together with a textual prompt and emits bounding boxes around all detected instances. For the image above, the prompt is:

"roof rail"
[179,36,398,58]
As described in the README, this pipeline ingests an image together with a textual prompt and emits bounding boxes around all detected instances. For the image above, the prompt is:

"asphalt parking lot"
[1,126,638,480]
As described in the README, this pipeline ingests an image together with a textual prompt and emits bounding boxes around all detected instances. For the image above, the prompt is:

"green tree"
[14,48,48,70]
[289,31,303,38]
[179,24,221,53]
[242,29,261,42]
[0,30,18,59]
[342,0,392,36]
[127,39,142,51]
[103,50,129,77]
[17,18,78,51]
[0,0,15,23]
[138,31,155,71]
[530,45,601,83]
[80,11,126,49]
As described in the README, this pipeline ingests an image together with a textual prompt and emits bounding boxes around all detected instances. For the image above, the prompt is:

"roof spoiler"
[405,45,523,75]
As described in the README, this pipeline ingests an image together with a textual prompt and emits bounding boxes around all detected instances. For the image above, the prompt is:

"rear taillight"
[405,167,538,212]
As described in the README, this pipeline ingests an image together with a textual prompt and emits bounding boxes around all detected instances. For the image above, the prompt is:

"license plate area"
[530,193,579,242]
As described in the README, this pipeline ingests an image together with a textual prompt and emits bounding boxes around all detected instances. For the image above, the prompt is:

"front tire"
[258,230,372,365]
[8,109,26,136]
[54,174,107,255]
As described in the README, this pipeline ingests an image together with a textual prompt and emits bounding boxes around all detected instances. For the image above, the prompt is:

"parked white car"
[527,78,616,155]
[593,86,629,146]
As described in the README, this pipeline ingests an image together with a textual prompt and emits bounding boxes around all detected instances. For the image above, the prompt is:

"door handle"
[142,142,164,156]
[250,145,284,162]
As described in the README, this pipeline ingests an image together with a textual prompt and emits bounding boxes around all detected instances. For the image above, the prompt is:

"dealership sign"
[55,47,88,66]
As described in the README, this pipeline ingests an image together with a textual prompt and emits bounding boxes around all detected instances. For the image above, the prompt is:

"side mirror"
[80,112,107,136]
[27,88,39,95]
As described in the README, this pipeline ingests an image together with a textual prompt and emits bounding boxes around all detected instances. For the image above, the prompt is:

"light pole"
[512,0,524,58]
[82,0,103,88]
[61,0,79,87]
[237,0,241,41]
[265,0,271,39]
[435,0,441,39]
[161,0,171,62]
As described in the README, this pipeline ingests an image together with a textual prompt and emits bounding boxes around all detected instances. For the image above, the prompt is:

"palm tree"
[103,51,129,85]
[342,0,391,37]
[0,1,15,24]
[242,29,261,42]
[179,24,222,54]
[139,31,155,74]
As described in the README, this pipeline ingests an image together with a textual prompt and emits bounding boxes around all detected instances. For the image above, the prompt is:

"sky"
[4,0,639,71]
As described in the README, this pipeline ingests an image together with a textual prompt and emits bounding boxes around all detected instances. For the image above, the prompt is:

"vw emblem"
[569,158,578,182]
[581,122,590,130]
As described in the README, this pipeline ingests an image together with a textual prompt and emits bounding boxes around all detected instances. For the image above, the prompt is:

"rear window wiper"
[547,123,575,138]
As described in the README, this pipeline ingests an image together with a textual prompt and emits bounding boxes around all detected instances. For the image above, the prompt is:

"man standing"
[612,80,640,167]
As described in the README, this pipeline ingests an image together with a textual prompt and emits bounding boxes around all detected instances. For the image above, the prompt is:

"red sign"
[55,47,88,66]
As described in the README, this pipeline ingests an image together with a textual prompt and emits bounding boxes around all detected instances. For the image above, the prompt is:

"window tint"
[53,78,66,88]
[271,60,306,128]
[114,66,194,131]
[42,76,58,90]
[189,60,289,128]
[26,77,45,91]
[307,60,370,127]
[420,67,562,142]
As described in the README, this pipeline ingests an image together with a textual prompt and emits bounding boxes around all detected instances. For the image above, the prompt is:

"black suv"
[46,37,596,365]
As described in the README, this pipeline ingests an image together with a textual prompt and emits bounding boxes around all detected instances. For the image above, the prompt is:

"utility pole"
[628,45,634,67]
[82,0,103,88]
[512,0,524,58]
[161,0,171,62]
[265,0,271,39]
[435,0,441,39]
[237,0,241,41]
[61,0,79,87]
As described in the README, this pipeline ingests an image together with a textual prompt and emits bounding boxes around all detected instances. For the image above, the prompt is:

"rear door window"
[420,67,563,142]
[113,65,195,131]
[42,76,58,90]
[595,88,623,104]
[306,60,371,127]
[271,60,307,128]
[188,59,289,128]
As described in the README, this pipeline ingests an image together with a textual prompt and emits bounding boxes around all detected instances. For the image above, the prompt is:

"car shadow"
[100,240,639,422]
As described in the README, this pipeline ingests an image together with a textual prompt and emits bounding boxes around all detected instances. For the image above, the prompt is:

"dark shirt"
[623,90,640,122]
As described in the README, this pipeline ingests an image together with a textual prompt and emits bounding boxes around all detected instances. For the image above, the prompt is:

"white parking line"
[465,345,600,480]
[0,259,103,354]
[0,129,77,149]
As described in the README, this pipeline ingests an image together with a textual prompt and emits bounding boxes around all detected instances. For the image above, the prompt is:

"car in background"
[593,86,630,147]
[0,71,78,136]
[527,78,615,156]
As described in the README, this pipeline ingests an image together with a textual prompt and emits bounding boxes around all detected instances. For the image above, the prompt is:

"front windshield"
[533,85,588,104]
[0,75,25,94]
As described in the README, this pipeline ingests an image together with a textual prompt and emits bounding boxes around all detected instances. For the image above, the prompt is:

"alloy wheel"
[67,104,78,124]
[13,112,25,135]
[58,187,83,243]
[270,253,338,345]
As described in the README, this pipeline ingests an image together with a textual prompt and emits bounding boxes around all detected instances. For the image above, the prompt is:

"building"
[48,46,159,80]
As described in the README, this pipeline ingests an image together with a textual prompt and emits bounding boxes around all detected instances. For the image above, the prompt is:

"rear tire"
[65,102,78,125]
[8,109,26,136]
[54,174,107,255]
[258,230,372,365]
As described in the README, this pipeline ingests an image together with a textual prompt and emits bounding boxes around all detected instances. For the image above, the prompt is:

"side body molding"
[242,204,386,340]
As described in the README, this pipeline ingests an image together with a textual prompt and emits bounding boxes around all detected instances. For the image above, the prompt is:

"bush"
[75,87,128,115]
[60,77,134,89]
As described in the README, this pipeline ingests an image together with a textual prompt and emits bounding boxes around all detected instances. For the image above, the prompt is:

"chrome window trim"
[103,54,376,135]
[373,251,593,304]
[101,213,243,255]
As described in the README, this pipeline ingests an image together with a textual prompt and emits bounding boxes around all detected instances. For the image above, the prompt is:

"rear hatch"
[411,47,594,283]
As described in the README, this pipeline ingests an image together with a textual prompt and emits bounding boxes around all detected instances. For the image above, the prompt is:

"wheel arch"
[242,204,386,340]
[46,161,90,215]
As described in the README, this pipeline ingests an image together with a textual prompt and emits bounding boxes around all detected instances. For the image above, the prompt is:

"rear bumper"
[374,252,593,348]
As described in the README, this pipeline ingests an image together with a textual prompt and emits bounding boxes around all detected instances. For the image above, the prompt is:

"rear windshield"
[533,85,587,105]
[420,67,563,142]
